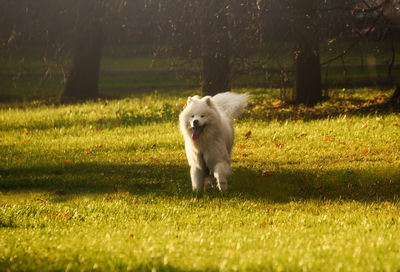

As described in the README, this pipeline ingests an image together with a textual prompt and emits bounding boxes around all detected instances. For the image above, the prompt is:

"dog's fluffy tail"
[213,92,248,119]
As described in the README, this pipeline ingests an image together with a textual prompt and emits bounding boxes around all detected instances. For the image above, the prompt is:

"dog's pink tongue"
[192,127,202,141]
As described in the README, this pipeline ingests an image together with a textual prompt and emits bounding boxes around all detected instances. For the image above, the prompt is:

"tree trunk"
[201,0,231,96]
[388,86,400,104]
[61,0,104,102]
[292,0,322,106]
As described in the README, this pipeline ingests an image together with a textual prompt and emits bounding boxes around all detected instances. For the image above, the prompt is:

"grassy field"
[0,88,400,271]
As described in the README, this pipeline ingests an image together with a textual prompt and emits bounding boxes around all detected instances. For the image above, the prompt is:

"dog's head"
[179,95,218,142]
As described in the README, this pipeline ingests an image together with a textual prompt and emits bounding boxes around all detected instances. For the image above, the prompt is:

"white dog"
[179,92,248,191]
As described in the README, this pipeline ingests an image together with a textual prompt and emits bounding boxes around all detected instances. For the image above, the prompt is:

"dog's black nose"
[193,119,199,127]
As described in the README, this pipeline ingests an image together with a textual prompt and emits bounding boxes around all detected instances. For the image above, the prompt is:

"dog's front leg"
[190,166,206,191]
[208,175,217,188]
[214,162,231,191]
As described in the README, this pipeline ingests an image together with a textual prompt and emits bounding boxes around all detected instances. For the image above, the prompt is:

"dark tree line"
[155,0,399,105]
[1,0,399,107]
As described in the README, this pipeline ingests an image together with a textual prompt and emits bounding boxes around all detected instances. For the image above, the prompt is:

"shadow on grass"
[231,167,400,202]
[0,255,210,272]
[243,101,400,123]
[1,162,399,202]
[0,162,189,195]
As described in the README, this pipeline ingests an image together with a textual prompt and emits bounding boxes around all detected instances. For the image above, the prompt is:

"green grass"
[1,88,400,271]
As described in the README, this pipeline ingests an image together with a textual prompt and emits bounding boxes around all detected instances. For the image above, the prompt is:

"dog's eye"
[191,115,194,118]
[200,115,204,118]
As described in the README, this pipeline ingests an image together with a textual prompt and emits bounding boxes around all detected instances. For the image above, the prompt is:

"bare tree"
[382,2,400,108]
[61,0,105,102]
[291,0,322,106]
[201,0,231,96]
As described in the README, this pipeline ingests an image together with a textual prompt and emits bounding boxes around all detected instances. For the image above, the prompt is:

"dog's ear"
[187,95,200,105]
[205,97,215,108]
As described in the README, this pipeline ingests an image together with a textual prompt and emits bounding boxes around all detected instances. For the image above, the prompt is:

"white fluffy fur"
[179,92,248,191]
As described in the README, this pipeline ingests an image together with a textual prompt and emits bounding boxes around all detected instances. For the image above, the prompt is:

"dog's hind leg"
[214,162,231,191]
[190,166,206,191]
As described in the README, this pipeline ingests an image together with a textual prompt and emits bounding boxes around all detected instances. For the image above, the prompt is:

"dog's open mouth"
[191,125,205,141]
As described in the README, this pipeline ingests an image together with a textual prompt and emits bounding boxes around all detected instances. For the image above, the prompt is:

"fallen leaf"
[236,144,245,149]
[85,151,91,155]
[384,201,392,206]
[361,123,368,128]
[245,131,252,139]
[98,144,104,148]
[261,221,267,228]
[290,206,295,210]
[324,136,333,142]
[262,170,272,177]
[275,141,284,148]
[297,132,307,138]
[47,211,71,219]
[64,160,72,163]
[362,149,369,155]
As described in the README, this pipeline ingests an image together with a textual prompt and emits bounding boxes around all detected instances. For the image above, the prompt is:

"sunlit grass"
[1,89,400,271]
